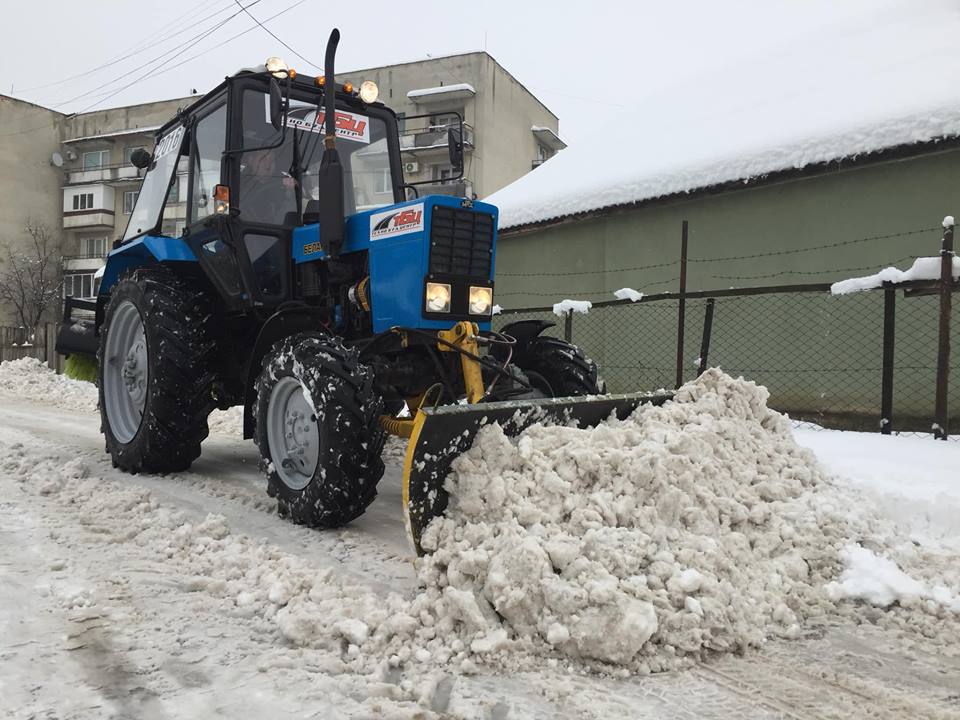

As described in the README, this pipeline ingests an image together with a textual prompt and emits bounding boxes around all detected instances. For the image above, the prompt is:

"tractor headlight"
[359,80,379,104]
[425,282,451,313]
[469,286,493,315]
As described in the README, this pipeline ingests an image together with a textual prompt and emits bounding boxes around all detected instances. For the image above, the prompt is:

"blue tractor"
[57,31,667,552]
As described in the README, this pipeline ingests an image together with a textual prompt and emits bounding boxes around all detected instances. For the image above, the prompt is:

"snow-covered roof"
[407,83,476,102]
[488,2,960,231]
[63,125,161,144]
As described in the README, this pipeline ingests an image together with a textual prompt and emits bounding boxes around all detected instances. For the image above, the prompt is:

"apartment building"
[0,51,562,321]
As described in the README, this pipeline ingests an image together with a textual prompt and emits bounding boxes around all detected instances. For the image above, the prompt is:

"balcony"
[66,162,145,185]
[63,211,114,230]
[400,123,474,155]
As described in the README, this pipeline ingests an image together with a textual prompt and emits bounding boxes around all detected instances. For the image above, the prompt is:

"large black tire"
[512,336,605,397]
[254,333,386,528]
[98,266,218,473]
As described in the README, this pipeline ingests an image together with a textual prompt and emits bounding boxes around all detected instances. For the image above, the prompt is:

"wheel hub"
[121,332,148,407]
[266,377,320,490]
[102,300,149,444]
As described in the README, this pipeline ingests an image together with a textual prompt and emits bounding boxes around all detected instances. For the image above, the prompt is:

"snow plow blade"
[402,391,674,554]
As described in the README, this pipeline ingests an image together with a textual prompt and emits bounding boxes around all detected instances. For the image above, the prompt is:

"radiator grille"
[429,206,494,277]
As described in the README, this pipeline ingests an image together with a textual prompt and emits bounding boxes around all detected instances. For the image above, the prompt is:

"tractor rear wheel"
[98,266,218,473]
[255,333,386,528]
[511,336,604,397]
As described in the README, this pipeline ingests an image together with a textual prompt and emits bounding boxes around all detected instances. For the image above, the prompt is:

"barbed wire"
[496,259,679,278]
[709,254,918,281]
[496,275,681,298]
[688,226,940,263]
[494,225,941,279]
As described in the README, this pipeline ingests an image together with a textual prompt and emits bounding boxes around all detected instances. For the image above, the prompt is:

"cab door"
[183,95,252,308]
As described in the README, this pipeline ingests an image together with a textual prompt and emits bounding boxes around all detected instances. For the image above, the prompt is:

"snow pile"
[487,2,960,230]
[207,406,243,435]
[0,357,97,412]
[552,299,592,317]
[831,255,960,294]
[3,368,958,685]
[614,287,645,302]
[415,370,959,671]
[825,544,960,611]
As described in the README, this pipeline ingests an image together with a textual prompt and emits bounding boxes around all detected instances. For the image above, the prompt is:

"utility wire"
[52,0,263,109]
[0,0,304,139]
[135,0,310,82]
[233,0,322,71]
[19,0,237,94]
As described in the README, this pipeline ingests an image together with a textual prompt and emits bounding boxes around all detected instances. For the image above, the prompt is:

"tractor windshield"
[239,89,395,225]
[122,124,185,241]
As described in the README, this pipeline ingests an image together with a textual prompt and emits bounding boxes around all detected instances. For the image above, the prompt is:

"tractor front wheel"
[511,336,605,397]
[255,333,386,528]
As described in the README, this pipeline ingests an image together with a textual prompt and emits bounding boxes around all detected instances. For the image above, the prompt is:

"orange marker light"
[289,68,297,79]
[315,76,325,87]
[343,81,353,93]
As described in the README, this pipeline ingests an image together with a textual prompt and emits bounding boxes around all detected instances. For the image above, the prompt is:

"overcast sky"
[0,0,933,144]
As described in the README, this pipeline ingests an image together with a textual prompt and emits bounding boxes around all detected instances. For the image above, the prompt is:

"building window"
[123,191,139,214]
[428,112,461,130]
[72,192,95,211]
[167,177,180,203]
[433,166,453,184]
[374,169,391,194]
[80,237,108,258]
[63,272,97,299]
[82,150,110,170]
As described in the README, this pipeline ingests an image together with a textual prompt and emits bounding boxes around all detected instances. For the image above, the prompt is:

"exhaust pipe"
[317,28,345,259]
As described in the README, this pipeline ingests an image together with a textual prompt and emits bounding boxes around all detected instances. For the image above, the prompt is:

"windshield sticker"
[153,125,184,161]
[263,96,370,143]
[370,203,424,240]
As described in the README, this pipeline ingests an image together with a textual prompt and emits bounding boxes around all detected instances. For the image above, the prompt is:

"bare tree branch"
[0,220,63,331]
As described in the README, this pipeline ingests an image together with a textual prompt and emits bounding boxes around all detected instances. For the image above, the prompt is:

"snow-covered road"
[2,378,960,718]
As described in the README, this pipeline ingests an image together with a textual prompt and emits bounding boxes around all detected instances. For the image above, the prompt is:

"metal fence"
[495,281,959,437]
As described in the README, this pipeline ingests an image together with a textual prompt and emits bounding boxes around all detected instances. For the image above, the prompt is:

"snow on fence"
[0,324,63,371]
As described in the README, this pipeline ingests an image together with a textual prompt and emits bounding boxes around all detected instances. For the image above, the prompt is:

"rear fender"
[242,307,331,438]
[492,318,555,361]
[98,235,198,295]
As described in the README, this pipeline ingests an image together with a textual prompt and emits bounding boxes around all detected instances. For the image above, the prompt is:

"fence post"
[564,310,573,343]
[675,219,689,389]
[697,298,715,376]
[933,219,954,439]
[880,287,896,435]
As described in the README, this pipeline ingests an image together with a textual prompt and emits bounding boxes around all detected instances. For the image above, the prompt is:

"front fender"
[491,318,556,361]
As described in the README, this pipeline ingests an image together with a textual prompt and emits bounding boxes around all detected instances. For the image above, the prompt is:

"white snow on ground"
[613,288,645,302]
[0,357,97,411]
[487,1,960,229]
[0,358,246,437]
[830,255,960,294]
[552,299,592,316]
[2,360,960,716]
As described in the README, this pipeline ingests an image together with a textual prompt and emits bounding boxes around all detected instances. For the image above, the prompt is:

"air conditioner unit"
[404,161,419,174]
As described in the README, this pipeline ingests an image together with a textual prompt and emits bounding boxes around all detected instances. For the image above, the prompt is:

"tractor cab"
[117,58,463,316]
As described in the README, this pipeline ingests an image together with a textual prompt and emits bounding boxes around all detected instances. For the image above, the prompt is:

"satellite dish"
[50,152,64,167]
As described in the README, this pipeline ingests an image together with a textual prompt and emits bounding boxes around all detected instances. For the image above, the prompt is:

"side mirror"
[448,128,464,172]
[269,78,284,131]
[130,148,152,169]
